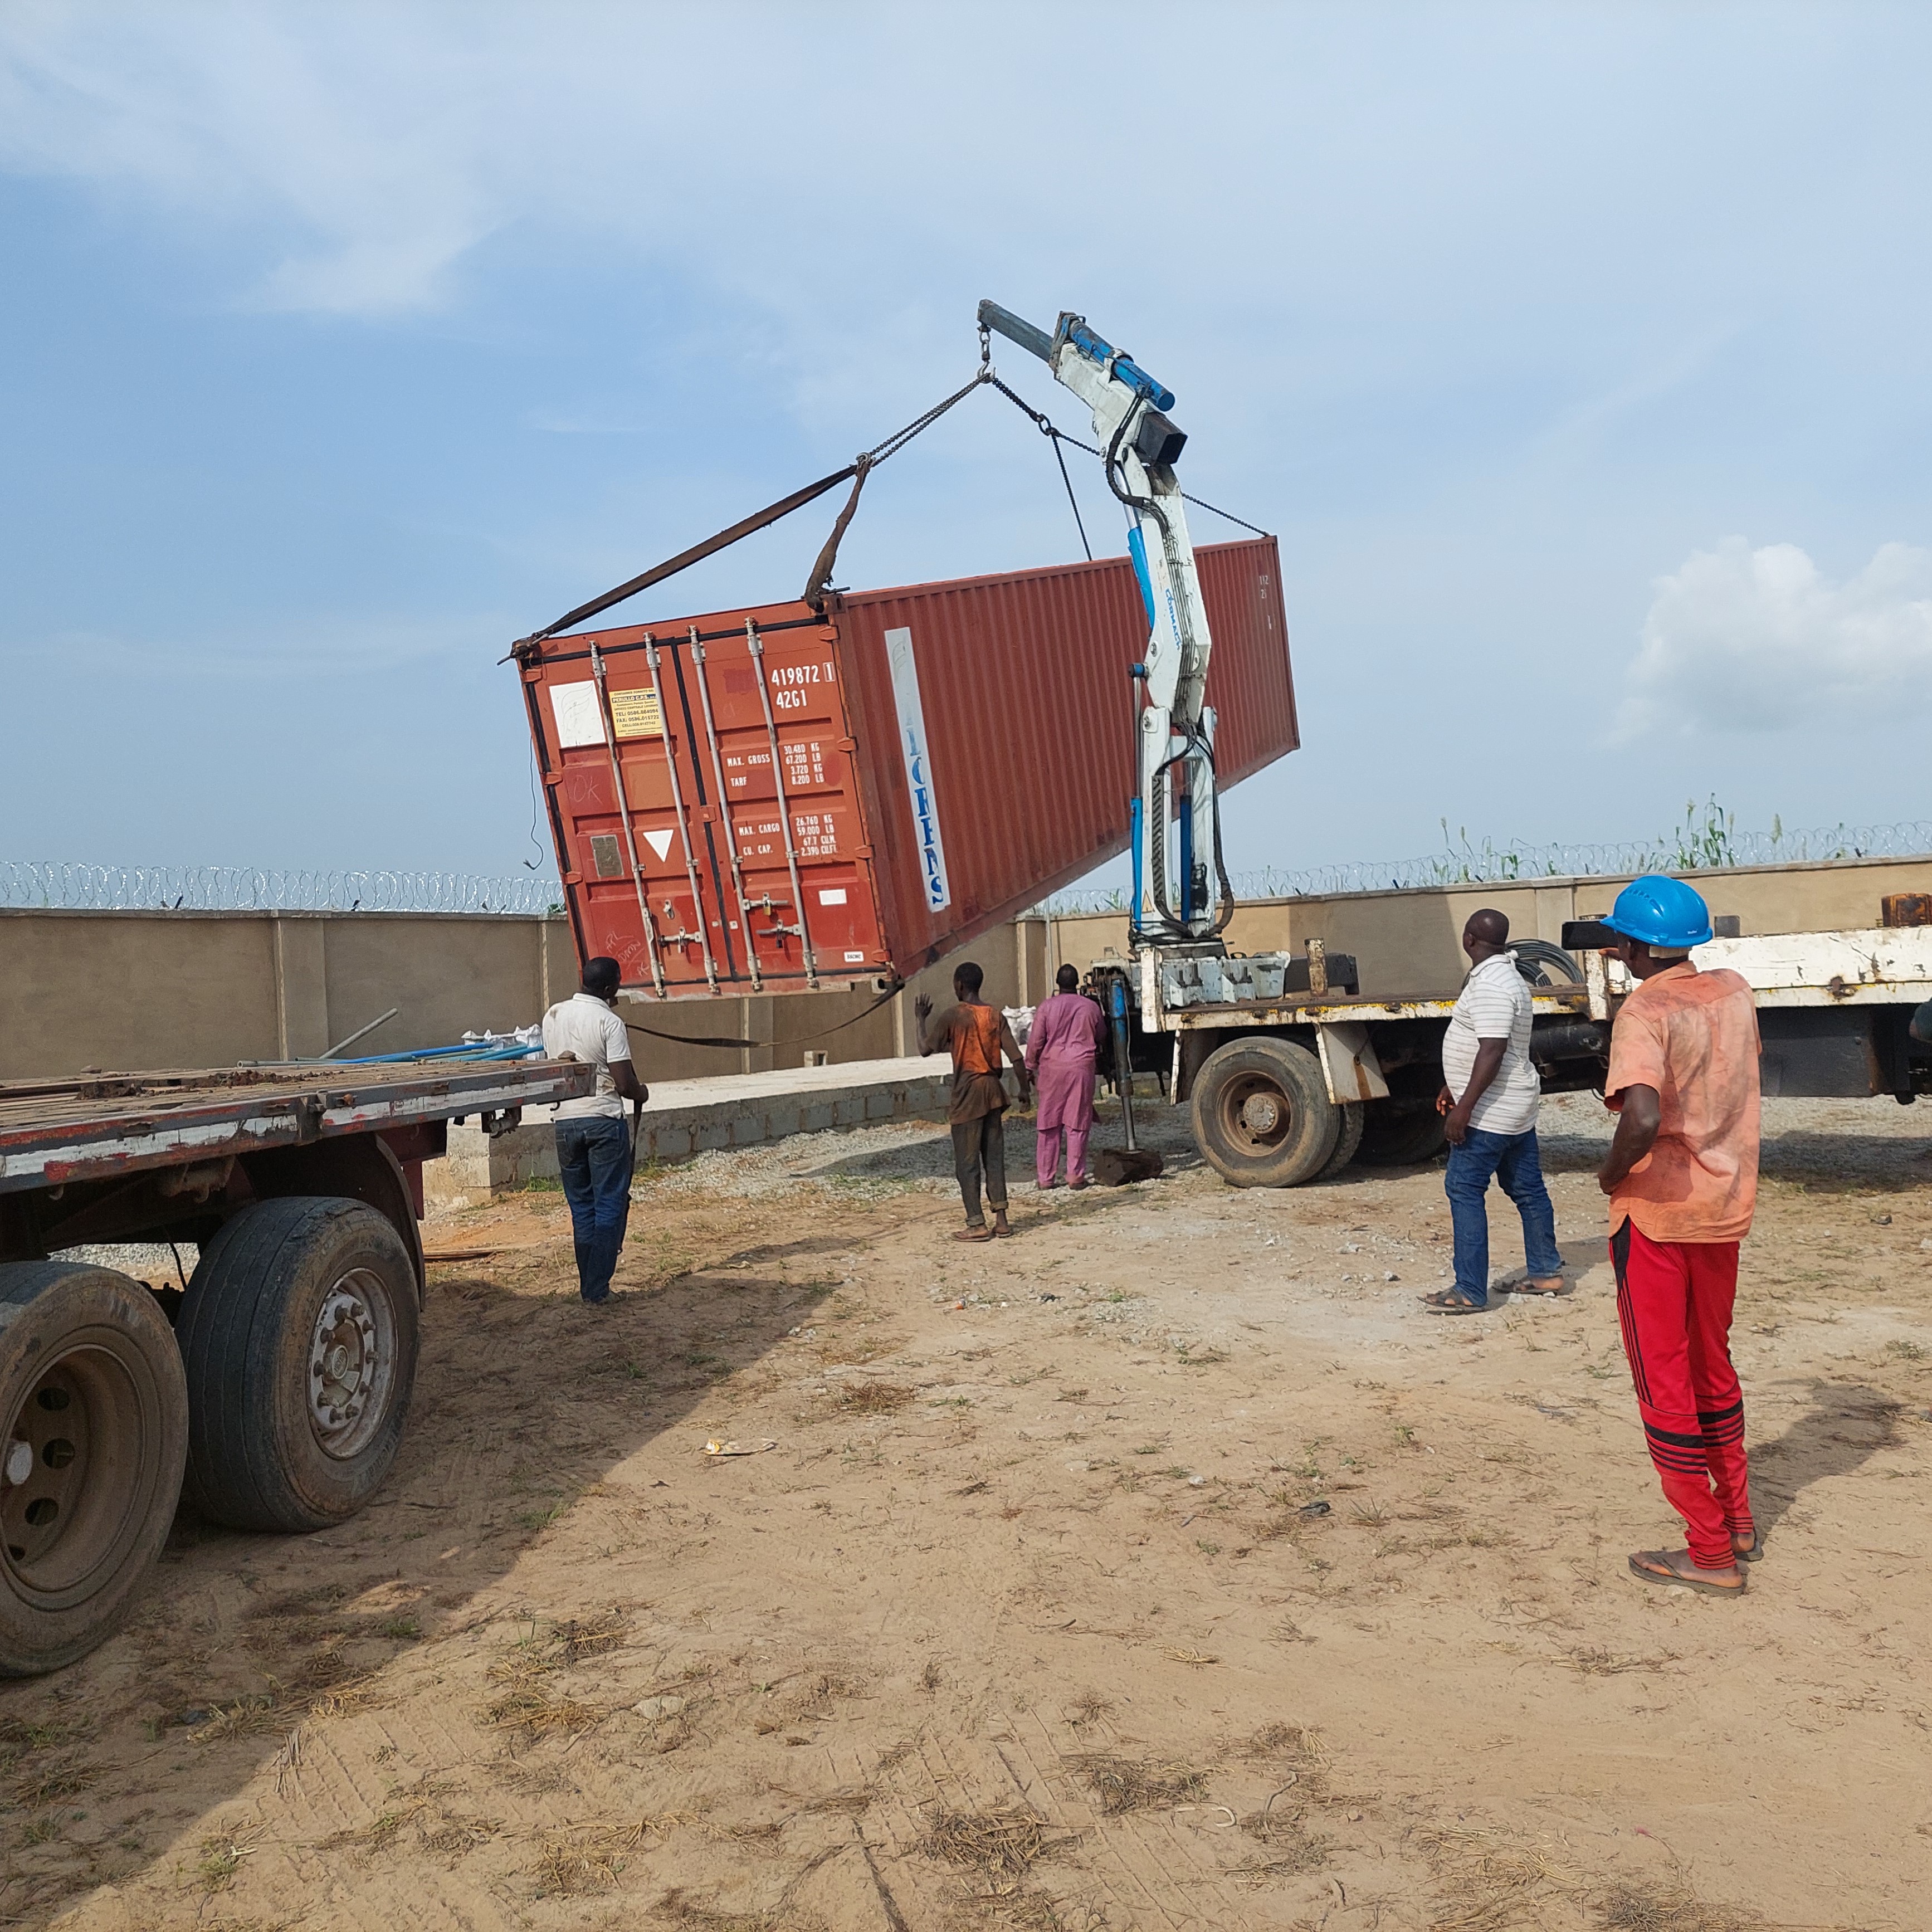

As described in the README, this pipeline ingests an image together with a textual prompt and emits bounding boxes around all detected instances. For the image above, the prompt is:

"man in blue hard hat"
[1596,875,1760,1597]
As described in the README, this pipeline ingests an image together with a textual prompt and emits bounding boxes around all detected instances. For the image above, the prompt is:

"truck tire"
[1316,1101,1366,1179]
[178,1198,420,1533]
[0,1262,188,1677]
[1190,1037,1340,1188]
[1355,1102,1449,1167]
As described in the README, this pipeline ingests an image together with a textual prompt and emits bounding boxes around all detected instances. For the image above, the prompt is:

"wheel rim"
[1219,1071,1295,1154]
[307,1267,397,1461]
[2,1339,149,1607]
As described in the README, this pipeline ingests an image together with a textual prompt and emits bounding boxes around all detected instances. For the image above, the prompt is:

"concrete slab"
[423,1054,955,1208]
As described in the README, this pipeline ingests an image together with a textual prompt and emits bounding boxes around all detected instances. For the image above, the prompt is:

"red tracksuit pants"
[1609,1218,1754,1570]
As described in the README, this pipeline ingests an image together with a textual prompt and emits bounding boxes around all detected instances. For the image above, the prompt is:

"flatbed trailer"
[1108,923,1932,1187]
[0,1054,592,1675]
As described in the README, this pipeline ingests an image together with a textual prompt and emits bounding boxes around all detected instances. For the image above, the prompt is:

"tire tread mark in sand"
[1016,1708,1202,1930]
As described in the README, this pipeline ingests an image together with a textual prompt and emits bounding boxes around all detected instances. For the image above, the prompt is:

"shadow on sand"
[1746,1377,1907,1538]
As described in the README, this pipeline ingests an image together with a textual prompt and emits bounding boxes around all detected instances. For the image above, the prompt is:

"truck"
[0,1053,591,1675]
[965,303,1932,1181]
[1096,917,1932,1188]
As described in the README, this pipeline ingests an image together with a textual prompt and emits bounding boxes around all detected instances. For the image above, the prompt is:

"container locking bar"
[590,640,666,998]
[690,626,763,993]
[645,633,720,993]
[745,619,819,988]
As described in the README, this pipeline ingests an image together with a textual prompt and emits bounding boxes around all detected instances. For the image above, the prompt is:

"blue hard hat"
[1602,874,1713,950]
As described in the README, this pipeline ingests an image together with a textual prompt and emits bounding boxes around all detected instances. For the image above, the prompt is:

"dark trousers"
[1443,1125,1560,1305]
[555,1114,633,1302]
[950,1110,1007,1224]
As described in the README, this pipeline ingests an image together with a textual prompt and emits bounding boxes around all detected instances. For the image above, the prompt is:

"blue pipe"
[1058,316,1176,411]
[1178,782,1194,921]
[1126,526,1156,627]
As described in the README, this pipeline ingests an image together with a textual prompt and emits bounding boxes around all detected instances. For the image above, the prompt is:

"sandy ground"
[6,1091,1932,1932]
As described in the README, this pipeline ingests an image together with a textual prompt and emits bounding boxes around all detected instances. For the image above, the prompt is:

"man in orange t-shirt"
[1597,876,1762,1597]
[916,960,1030,1242]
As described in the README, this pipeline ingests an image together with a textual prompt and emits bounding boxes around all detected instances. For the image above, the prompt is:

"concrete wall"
[0,908,1048,1082]
[12,852,1918,1081]
[1045,853,1932,1003]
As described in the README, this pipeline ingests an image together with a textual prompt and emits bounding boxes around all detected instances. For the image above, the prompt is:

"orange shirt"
[1604,962,1761,1243]
[939,1002,1010,1123]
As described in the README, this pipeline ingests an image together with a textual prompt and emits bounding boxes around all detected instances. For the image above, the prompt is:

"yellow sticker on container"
[608,686,662,739]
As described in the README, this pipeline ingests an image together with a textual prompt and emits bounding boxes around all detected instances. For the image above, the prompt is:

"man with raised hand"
[1597,876,1761,1597]
[917,960,1030,1242]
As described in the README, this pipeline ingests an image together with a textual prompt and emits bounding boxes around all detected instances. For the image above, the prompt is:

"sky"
[3,2,1929,890]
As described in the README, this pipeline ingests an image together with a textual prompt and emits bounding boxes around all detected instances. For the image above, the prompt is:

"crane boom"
[978,300,1225,941]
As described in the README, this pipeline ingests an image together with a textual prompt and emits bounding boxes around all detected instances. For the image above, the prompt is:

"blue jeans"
[1444,1125,1561,1306]
[554,1115,633,1302]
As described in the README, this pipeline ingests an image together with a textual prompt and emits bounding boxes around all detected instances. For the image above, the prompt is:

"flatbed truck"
[0,1053,591,1675]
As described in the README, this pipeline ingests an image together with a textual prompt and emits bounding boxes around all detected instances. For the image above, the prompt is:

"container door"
[694,619,884,989]
[528,644,729,996]
[525,614,887,997]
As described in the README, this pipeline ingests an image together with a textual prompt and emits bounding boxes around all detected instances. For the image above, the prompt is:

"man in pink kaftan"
[1026,965,1109,1190]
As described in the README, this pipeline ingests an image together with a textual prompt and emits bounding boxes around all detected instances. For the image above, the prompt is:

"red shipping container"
[518,535,1297,998]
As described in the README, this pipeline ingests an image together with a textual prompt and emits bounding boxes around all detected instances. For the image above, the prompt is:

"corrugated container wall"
[519,536,1297,999]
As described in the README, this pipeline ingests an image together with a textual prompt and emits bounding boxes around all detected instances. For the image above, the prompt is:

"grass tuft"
[921,1804,1050,1880]
[1065,1752,1208,1816]
[833,1380,915,1415]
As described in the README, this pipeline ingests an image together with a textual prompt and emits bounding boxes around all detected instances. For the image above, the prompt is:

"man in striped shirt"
[1421,909,1565,1313]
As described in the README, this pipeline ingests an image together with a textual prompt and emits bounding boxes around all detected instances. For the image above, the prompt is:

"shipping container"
[517,536,1297,998]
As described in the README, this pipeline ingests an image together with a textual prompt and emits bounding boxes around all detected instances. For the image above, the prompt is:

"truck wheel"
[178,1198,420,1533]
[1190,1037,1340,1188]
[0,1262,188,1677]
[1355,1102,1448,1167]
[1316,1102,1366,1179]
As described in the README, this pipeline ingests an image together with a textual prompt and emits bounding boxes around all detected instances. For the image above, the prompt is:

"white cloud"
[1617,537,1932,736]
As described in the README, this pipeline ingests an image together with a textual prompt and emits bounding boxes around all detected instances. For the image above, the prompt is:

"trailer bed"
[0,1059,588,1191]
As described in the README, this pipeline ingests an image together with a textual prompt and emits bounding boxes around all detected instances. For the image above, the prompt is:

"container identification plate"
[884,626,950,913]
[608,687,662,739]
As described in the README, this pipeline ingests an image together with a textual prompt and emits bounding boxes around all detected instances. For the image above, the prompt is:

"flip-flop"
[1513,1277,1570,1296]
[1419,1289,1489,1315]
[954,1227,993,1243]
[1627,1550,1746,1596]
[992,1222,1014,1239]
[1733,1529,1765,1563]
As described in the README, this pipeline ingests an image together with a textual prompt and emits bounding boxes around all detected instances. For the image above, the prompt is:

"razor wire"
[1035,819,1932,915]
[2,862,565,916]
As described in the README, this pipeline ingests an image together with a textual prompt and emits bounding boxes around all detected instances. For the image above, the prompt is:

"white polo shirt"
[1441,950,1540,1135]
[540,991,633,1120]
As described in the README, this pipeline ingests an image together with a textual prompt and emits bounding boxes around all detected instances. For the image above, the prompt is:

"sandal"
[1627,1549,1745,1596]
[1419,1289,1489,1315]
[1514,1276,1569,1296]
[954,1226,993,1243]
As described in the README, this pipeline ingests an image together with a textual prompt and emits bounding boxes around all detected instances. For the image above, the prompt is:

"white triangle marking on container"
[643,829,674,860]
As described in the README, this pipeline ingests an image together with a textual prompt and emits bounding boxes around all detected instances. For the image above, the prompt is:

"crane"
[977,300,1229,947]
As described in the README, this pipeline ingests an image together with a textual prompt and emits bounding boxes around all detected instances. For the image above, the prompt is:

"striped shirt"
[1441,950,1540,1134]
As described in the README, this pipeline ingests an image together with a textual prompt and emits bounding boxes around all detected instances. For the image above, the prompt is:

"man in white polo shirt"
[1420,909,1564,1313]
[541,955,647,1306]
